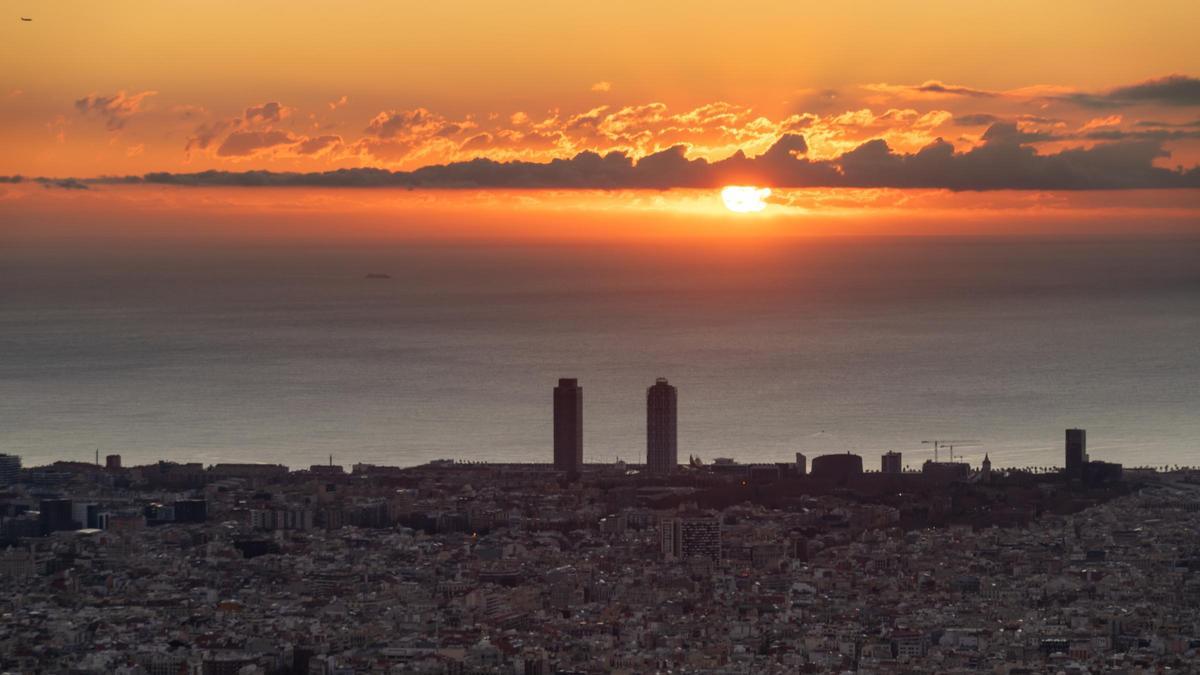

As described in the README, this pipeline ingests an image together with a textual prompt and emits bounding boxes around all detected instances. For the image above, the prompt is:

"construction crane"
[941,441,980,463]
[921,439,980,463]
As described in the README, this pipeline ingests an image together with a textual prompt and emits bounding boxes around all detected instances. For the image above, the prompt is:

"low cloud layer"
[111,123,1198,190]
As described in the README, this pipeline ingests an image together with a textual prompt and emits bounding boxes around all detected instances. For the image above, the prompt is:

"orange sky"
[3,1,1200,176]
[2,1,1199,236]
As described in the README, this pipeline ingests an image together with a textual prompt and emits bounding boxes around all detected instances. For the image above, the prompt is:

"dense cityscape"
[1,378,1198,674]
[7,1,1200,673]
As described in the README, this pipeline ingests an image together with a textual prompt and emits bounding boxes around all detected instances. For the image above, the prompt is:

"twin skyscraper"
[552,379,584,473]
[553,377,678,475]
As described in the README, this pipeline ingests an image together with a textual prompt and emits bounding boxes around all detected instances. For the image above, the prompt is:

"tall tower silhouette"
[1065,428,1087,479]
[553,378,583,474]
[647,377,677,474]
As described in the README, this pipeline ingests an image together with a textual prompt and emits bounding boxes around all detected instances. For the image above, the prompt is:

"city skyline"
[3,3,1199,672]
[8,372,1154,478]
[5,371,1192,473]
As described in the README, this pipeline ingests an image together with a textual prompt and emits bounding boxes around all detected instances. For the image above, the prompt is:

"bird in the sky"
[20,17,32,21]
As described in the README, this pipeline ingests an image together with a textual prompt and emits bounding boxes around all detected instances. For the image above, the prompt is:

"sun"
[721,185,771,213]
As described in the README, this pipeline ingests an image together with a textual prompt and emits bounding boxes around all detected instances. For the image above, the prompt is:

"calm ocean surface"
[2,237,1198,470]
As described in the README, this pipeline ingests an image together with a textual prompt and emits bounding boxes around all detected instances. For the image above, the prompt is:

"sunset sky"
[3,1,1199,237]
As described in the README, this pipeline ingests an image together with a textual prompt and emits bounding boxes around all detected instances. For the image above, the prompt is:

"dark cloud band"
[83,123,1195,191]
[1063,75,1200,108]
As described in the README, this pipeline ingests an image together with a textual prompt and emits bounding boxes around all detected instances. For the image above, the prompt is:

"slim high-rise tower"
[553,378,583,474]
[647,378,678,474]
[1065,428,1088,479]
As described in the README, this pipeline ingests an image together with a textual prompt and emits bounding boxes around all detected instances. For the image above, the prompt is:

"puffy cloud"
[365,108,468,140]
[328,95,349,110]
[349,108,480,164]
[759,133,808,159]
[244,101,291,123]
[74,90,157,130]
[450,101,838,165]
[216,130,299,157]
[293,135,343,156]
[185,119,241,157]
[563,105,610,133]
[210,130,341,159]
[184,99,335,160]
[591,81,612,92]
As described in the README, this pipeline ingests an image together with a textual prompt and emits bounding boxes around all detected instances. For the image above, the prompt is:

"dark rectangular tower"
[881,451,902,474]
[647,377,678,474]
[553,378,583,474]
[1065,428,1087,479]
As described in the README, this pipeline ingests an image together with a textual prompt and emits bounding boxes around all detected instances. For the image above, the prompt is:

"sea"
[2,236,1198,470]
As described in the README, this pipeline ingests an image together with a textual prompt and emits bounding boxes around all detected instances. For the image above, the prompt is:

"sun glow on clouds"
[721,186,771,213]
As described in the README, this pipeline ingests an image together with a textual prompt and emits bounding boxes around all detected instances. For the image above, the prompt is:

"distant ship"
[364,273,392,279]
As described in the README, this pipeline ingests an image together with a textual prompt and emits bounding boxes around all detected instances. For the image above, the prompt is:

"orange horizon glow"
[4,184,1199,244]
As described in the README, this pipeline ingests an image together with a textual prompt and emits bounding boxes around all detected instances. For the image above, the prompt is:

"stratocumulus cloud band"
[7,122,1199,192]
